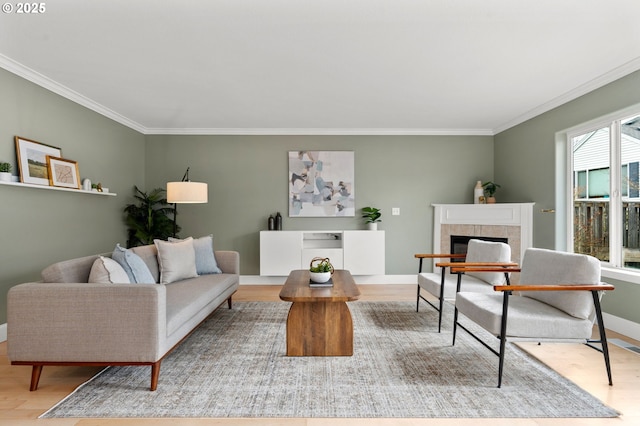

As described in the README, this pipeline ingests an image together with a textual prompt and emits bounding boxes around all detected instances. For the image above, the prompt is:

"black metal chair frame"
[451,267,614,388]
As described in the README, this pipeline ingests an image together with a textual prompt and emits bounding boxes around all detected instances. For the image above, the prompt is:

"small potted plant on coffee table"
[309,257,334,283]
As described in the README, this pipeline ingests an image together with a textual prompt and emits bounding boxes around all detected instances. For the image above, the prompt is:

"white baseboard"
[0,323,6,343]
[603,313,640,342]
[239,274,417,285]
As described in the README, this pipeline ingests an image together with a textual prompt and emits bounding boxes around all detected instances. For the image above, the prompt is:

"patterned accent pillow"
[168,234,222,274]
[112,244,156,284]
[88,256,131,284]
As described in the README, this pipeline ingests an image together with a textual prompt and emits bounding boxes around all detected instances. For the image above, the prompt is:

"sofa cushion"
[165,274,238,336]
[464,239,511,285]
[88,256,131,284]
[41,254,101,283]
[130,244,160,283]
[169,235,221,275]
[154,238,198,284]
[519,248,600,320]
[112,244,156,284]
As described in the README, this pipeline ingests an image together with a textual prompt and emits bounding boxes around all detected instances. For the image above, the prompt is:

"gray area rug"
[42,301,618,418]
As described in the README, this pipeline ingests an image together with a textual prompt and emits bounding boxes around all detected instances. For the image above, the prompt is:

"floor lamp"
[166,168,208,238]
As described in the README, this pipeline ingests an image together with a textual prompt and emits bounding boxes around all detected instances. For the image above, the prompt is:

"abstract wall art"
[288,151,355,217]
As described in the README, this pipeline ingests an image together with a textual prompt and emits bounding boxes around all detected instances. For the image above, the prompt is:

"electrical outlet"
[392,207,400,216]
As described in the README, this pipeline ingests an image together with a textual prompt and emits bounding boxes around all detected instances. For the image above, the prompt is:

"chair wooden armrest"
[414,253,466,259]
[450,264,520,273]
[493,283,615,292]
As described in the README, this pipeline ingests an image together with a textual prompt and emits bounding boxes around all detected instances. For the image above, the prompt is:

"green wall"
[144,135,494,276]
[0,68,146,324]
[4,62,640,327]
[494,69,640,322]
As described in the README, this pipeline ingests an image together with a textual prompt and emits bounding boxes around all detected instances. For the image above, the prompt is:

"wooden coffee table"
[279,269,360,356]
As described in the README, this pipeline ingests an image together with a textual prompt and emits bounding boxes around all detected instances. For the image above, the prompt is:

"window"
[570,113,640,269]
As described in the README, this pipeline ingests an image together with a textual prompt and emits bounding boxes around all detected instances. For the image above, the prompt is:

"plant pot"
[367,223,378,231]
[0,172,12,182]
[309,271,331,283]
[486,197,496,204]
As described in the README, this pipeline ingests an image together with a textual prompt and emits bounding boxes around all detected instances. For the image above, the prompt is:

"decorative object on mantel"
[268,214,275,230]
[473,180,484,204]
[361,206,382,230]
[124,186,176,247]
[482,181,501,203]
[15,136,62,186]
[166,167,208,238]
[309,257,334,284]
[0,161,12,182]
[46,156,80,189]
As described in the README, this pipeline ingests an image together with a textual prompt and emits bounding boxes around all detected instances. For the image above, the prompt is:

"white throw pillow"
[168,234,222,274]
[88,256,131,284]
[154,237,198,284]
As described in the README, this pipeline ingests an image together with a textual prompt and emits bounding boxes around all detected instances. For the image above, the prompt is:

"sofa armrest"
[215,250,240,275]
[7,282,167,363]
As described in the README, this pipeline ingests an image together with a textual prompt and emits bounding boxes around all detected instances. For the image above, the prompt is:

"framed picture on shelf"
[46,156,80,189]
[15,136,62,186]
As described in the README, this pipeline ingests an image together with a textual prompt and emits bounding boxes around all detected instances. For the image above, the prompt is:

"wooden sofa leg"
[227,296,232,309]
[150,361,161,391]
[30,365,43,391]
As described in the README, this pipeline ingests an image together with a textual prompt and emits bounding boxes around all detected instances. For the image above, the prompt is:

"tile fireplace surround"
[432,203,535,269]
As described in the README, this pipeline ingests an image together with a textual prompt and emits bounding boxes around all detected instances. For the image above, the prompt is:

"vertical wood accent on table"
[279,269,360,356]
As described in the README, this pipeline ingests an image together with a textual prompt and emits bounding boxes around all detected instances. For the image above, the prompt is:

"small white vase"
[310,271,331,283]
[367,223,378,231]
[0,172,11,182]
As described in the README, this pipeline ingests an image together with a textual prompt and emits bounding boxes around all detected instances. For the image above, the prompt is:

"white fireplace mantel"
[432,203,535,268]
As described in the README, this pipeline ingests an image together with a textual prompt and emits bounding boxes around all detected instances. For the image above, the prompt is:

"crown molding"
[493,56,640,135]
[144,127,494,136]
[0,54,147,134]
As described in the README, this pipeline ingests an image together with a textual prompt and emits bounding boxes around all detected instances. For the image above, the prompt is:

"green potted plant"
[361,206,382,230]
[309,257,334,283]
[124,186,177,247]
[0,162,12,182]
[482,181,501,204]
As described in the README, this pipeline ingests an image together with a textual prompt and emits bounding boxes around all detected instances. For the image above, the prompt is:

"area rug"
[41,301,618,418]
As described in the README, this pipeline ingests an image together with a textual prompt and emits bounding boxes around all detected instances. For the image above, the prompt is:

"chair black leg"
[416,284,421,312]
[437,266,446,332]
[592,290,613,386]
[452,306,458,346]
[497,291,511,388]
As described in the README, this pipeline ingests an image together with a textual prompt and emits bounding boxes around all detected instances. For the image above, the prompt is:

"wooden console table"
[279,269,360,356]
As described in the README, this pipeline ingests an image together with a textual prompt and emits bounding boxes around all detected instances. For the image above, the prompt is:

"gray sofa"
[7,243,239,391]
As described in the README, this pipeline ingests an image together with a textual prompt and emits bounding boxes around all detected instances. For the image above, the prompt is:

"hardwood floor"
[1,284,639,425]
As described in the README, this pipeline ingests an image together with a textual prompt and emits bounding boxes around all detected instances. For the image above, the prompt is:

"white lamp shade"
[167,181,208,203]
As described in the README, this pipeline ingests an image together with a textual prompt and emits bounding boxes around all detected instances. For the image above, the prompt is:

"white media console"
[260,230,385,276]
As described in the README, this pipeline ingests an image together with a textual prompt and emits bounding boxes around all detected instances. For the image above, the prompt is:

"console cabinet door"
[260,231,302,275]
[343,231,385,275]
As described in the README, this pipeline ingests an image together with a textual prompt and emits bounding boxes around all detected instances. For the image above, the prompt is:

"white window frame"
[558,103,640,282]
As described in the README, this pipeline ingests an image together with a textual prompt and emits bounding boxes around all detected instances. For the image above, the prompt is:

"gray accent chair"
[452,247,615,388]
[415,239,515,332]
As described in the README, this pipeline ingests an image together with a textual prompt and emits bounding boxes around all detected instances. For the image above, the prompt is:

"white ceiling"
[2,0,640,135]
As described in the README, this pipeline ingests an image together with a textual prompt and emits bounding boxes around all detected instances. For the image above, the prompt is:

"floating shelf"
[0,180,117,196]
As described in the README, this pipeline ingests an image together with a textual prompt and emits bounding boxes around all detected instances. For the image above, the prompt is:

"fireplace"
[432,203,534,270]
[450,235,509,257]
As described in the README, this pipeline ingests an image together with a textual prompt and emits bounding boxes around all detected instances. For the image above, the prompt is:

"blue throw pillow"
[169,235,222,274]
[112,244,156,283]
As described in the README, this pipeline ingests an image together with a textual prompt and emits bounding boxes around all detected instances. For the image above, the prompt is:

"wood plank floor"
[1,284,639,425]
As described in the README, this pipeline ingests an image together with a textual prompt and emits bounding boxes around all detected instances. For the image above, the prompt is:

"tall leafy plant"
[124,186,178,247]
